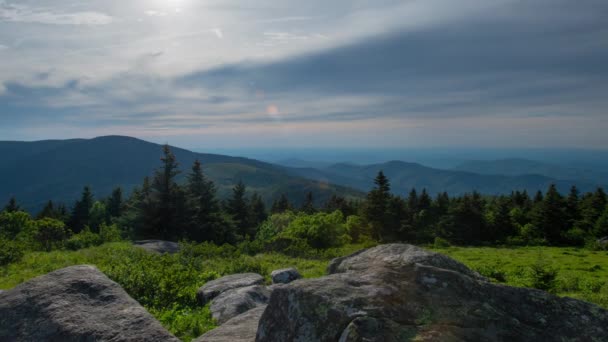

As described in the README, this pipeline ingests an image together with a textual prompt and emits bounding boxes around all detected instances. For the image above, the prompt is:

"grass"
[430,246,608,308]
[1,243,607,340]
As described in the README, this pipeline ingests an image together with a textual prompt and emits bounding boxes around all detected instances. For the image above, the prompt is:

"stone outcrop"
[256,244,608,342]
[194,305,267,342]
[0,265,178,341]
[210,285,271,324]
[134,239,180,254]
[197,273,265,305]
[270,268,302,284]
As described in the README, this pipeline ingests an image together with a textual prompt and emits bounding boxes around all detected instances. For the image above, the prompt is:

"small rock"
[211,285,271,324]
[197,273,265,305]
[194,305,267,342]
[0,265,178,341]
[271,268,302,284]
[134,240,180,254]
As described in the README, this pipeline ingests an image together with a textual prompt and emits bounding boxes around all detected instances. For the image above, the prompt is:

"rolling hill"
[287,160,605,197]
[0,136,362,212]
[453,158,608,185]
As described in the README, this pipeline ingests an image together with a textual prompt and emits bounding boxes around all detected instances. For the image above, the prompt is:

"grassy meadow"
[1,243,607,341]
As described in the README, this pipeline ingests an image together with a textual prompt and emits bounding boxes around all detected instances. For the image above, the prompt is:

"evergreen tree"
[3,197,20,213]
[364,171,392,240]
[249,192,267,228]
[565,186,580,229]
[150,144,184,239]
[69,186,94,233]
[533,190,544,204]
[107,187,124,219]
[533,184,567,244]
[301,192,316,214]
[418,189,432,211]
[271,194,292,214]
[323,195,355,216]
[186,160,224,241]
[407,189,419,213]
[37,200,57,219]
[227,181,250,237]
[593,206,608,238]
[487,196,515,242]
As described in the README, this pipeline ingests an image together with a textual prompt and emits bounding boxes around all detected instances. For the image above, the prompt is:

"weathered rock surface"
[211,285,271,324]
[598,236,608,248]
[195,305,267,342]
[0,265,179,341]
[134,239,180,254]
[257,244,608,342]
[197,273,265,305]
[271,267,302,284]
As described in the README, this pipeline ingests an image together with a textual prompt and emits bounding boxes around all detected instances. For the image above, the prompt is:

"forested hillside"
[0,136,361,211]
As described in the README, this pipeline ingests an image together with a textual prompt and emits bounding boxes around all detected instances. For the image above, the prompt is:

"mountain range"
[1,136,605,212]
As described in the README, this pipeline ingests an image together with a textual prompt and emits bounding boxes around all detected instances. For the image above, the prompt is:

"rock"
[134,239,180,254]
[194,305,267,342]
[0,265,178,341]
[197,273,265,305]
[210,285,271,324]
[257,244,608,342]
[271,268,302,284]
[598,237,608,249]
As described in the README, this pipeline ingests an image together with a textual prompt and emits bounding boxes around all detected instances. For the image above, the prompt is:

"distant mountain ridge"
[453,158,608,185]
[287,160,605,197]
[0,136,362,212]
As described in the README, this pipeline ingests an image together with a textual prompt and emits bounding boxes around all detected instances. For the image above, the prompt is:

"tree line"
[2,145,608,255]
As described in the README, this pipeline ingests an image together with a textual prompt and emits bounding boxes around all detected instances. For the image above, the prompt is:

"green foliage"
[278,211,350,249]
[33,218,69,252]
[433,237,451,248]
[0,211,32,239]
[66,228,102,250]
[0,238,24,266]
[345,215,372,243]
[527,256,558,292]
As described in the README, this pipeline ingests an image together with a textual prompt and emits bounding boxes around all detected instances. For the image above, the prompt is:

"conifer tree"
[565,186,580,228]
[227,181,250,237]
[69,186,94,233]
[107,187,124,219]
[3,197,20,213]
[364,171,392,240]
[249,192,267,228]
[301,192,316,214]
[186,160,223,241]
[151,144,183,239]
[271,194,292,214]
[534,184,567,244]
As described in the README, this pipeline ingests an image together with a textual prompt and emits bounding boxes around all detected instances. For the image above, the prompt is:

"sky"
[0,0,607,150]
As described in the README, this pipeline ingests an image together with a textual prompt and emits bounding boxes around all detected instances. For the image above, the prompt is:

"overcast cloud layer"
[1,0,607,149]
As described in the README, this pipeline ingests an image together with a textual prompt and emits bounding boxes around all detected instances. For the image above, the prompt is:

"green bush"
[345,215,372,243]
[433,237,451,248]
[528,257,558,292]
[279,211,350,249]
[0,211,32,239]
[100,223,122,243]
[66,228,102,250]
[0,238,24,266]
[33,218,69,251]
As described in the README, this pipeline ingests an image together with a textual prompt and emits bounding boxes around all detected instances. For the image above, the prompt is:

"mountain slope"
[453,158,608,185]
[0,136,362,212]
[287,160,604,197]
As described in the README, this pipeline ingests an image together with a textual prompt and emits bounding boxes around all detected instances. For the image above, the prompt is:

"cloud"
[0,2,112,25]
[211,28,223,39]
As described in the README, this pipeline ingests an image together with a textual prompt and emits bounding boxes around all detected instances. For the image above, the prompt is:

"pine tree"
[407,189,419,213]
[248,192,267,229]
[594,206,608,238]
[323,195,355,216]
[3,197,20,213]
[364,171,392,240]
[301,192,316,214]
[69,186,94,233]
[186,160,222,241]
[418,189,432,211]
[227,181,250,237]
[271,194,291,214]
[150,144,183,239]
[37,200,57,219]
[533,190,544,204]
[107,187,124,219]
[565,186,580,229]
[535,184,567,244]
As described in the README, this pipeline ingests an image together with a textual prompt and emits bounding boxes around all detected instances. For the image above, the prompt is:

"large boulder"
[195,305,267,342]
[134,240,180,254]
[271,268,302,284]
[598,237,608,249]
[210,285,271,324]
[0,265,178,341]
[257,244,608,342]
[197,273,265,305]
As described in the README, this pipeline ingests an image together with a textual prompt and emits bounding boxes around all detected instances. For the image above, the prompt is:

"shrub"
[0,211,32,239]
[0,238,24,266]
[528,256,558,292]
[255,212,296,243]
[33,218,69,251]
[100,223,122,243]
[345,215,372,243]
[475,262,507,282]
[562,228,589,246]
[279,211,350,249]
[433,237,451,248]
[66,228,102,250]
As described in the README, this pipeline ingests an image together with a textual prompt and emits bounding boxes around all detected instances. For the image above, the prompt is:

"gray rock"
[598,237,608,249]
[270,268,302,284]
[0,265,178,341]
[194,305,266,342]
[257,244,608,342]
[210,285,271,324]
[134,239,180,254]
[197,273,265,305]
